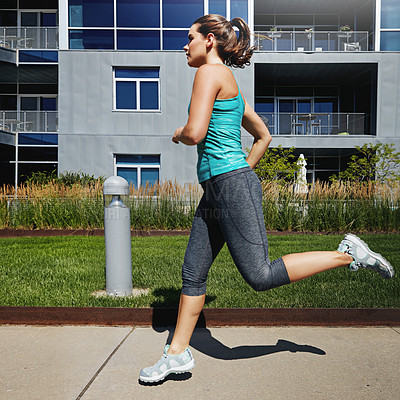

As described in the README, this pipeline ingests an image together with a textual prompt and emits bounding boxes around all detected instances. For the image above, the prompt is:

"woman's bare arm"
[172,64,221,145]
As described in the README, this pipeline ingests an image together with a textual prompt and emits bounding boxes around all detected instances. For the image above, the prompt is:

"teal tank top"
[195,82,249,183]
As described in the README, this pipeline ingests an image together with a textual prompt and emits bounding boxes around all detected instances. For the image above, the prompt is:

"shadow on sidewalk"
[155,325,326,361]
[151,308,326,361]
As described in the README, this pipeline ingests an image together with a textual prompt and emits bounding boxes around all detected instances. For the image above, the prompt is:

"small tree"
[251,145,300,184]
[336,143,400,182]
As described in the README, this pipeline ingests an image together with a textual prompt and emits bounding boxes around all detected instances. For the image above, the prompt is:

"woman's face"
[183,24,207,68]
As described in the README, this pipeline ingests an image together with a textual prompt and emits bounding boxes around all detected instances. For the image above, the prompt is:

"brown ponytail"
[193,14,255,68]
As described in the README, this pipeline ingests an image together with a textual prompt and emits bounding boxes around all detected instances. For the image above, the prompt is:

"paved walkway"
[1,325,399,400]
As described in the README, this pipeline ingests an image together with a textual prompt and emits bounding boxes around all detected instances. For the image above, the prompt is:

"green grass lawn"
[0,234,399,308]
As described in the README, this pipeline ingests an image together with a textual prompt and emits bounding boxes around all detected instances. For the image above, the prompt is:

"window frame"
[113,153,161,188]
[113,67,161,112]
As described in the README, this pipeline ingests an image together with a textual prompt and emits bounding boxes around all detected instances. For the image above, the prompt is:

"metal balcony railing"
[0,27,58,50]
[254,31,369,52]
[0,111,58,133]
[257,112,367,135]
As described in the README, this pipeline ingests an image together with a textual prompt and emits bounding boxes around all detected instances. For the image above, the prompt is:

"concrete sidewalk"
[0,325,399,400]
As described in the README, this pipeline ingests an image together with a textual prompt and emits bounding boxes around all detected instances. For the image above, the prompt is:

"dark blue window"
[117,30,160,50]
[117,0,160,28]
[117,154,160,164]
[231,0,248,22]
[255,100,274,113]
[19,51,58,63]
[116,154,160,188]
[115,68,159,111]
[117,167,138,187]
[115,69,159,78]
[163,0,203,28]
[163,30,189,50]
[381,0,400,29]
[141,167,159,186]
[140,82,158,109]
[314,100,334,113]
[19,133,58,145]
[69,29,114,49]
[209,0,226,17]
[116,81,137,109]
[41,13,57,27]
[41,98,57,111]
[381,31,400,51]
[69,0,114,27]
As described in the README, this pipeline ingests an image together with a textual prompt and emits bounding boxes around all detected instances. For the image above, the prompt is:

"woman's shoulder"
[194,64,238,99]
[195,64,235,85]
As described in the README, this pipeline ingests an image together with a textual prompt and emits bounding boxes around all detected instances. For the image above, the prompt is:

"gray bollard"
[103,176,132,296]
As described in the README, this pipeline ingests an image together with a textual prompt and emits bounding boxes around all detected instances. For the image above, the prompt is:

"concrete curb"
[1,306,399,327]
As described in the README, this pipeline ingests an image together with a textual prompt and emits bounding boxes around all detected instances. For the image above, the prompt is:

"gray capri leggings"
[181,166,290,296]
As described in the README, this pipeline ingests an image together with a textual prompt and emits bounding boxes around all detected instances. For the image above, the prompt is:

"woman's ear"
[205,33,215,48]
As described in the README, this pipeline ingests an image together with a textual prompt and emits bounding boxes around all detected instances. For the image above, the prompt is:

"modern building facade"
[1,0,400,186]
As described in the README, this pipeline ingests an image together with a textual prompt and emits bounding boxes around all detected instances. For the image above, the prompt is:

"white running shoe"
[139,345,196,383]
[337,233,395,279]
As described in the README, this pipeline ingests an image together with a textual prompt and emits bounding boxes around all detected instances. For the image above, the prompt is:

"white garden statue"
[294,154,308,194]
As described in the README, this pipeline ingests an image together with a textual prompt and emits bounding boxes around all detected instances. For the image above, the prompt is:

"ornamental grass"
[0,180,399,232]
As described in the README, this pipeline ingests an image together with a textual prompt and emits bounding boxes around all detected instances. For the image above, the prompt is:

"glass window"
[230,0,248,22]
[18,51,58,63]
[115,69,159,79]
[19,163,58,180]
[69,0,114,27]
[18,147,58,162]
[209,0,226,17]
[163,0,203,28]
[381,31,400,51]
[20,97,38,110]
[41,13,57,27]
[314,100,335,113]
[41,98,57,111]
[117,0,160,28]
[116,81,137,109]
[313,157,339,170]
[116,154,160,188]
[162,30,189,50]
[114,68,160,111]
[117,154,160,164]
[0,95,17,110]
[117,30,160,50]
[140,82,158,109]
[255,99,274,113]
[141,167,159,186]
[19,133,58,145]
[117,166,138,187]
[0,11,17,26]
[297,100,312,113]
[1,1,17,9]
[69,29,114,49]
[381,0,400,29]
[21,12,38,26]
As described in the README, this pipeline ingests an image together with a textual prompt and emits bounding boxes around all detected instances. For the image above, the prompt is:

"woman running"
[139,14,394,383]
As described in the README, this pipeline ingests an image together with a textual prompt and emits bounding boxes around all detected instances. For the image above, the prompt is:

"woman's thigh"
[209,168,271,282]
[181,194,226,296]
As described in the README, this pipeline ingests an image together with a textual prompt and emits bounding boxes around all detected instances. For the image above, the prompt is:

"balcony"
[257,113,368,135]
[0,27,58,50]
[254,31,369,52]
[0,111,58,133]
